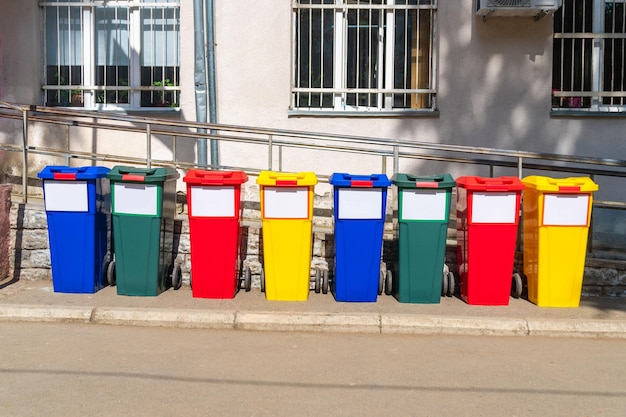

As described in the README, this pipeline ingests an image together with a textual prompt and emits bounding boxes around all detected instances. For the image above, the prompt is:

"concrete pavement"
[0,279,625,338]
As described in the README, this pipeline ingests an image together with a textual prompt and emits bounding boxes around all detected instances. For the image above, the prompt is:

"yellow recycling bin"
[257,171,318,301]
[522,176,598,307]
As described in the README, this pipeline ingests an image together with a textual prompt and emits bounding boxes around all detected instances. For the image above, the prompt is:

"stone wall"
[8,194,626,298]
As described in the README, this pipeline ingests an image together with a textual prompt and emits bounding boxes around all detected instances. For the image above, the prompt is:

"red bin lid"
[183,170,248,186]
[456,176,525,192]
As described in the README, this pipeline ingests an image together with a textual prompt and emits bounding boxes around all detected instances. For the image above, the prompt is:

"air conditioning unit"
[477,0,562,18]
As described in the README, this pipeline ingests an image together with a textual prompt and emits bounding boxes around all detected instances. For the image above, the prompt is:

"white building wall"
[0,1,624,200]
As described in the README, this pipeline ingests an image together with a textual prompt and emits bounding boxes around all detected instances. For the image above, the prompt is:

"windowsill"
[550,109,626,117]
[43,105,182,116]
[288,109,440,118]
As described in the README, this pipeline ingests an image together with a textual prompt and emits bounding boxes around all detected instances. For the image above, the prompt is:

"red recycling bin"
[456,176,525,305]
[184,170,248,298]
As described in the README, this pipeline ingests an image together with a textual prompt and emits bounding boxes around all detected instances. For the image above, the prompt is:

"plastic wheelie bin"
[391,173,456,303]
[329,173,391,302]
[183,169,249,298]
[456,176,525,305]
[107,166,180,296]
[38,166,111,293]
[257,171,317,301]
[522,176,598,307]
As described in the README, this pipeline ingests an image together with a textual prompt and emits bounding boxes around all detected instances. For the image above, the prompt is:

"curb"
[381,314,530,336]
[1,304,626,338]
[0,304,93,323]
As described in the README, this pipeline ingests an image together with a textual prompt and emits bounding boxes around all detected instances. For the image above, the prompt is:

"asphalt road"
[1,323,625,417]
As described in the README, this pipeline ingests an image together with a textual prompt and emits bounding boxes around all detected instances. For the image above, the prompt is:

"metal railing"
[1,101,625,258]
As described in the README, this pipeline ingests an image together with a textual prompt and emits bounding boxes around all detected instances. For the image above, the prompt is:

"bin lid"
[37,165,110,180]
[256,171,317,186]
[106,166,179,183]
[184,169,248,186]
[456,176,525,191]
[391,173,455,189]
[522,175,598,193]
[329,173,391,188]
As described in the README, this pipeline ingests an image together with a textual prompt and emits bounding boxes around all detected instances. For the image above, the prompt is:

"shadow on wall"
[393,11,558,178]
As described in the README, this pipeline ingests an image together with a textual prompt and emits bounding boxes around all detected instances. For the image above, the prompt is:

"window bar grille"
[408,10,422,108]
[308,5,313,108]
[400,6,409,108]
[160,4,166,104]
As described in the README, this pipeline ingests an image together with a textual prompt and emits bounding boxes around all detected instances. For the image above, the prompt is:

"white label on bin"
[543,194,590,226]
[190,185,235,217]
[113,183,158,215]
[401,189,447,221]
[471,192,517,224]
[44,181,88,212]
[337,188,383,220]
[263,187,309,219]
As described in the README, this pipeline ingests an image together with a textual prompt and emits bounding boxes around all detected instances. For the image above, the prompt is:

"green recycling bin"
[391,173,456,303]
[107,166,180,296]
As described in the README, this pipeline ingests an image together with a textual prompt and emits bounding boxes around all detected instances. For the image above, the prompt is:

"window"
[292,0,437,113]
[552,0,626,112]
[42,0,180,109]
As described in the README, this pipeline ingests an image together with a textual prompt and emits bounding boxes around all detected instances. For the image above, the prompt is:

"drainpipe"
[206,0,219,168]
[193,0,208,166]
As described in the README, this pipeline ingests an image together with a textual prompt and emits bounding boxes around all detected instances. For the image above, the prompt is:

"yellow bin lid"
[256,170,318,186]
[522,176,598,193]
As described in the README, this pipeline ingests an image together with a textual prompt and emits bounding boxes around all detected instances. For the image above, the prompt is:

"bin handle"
[406,174,444,183]
[195,171,233,179]
[49,167,87,173]
[476,177,516,190]
[194,171,234,185]
[267,174,305,181]
[117,168,157,176]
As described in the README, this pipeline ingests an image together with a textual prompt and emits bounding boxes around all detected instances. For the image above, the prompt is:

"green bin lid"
[391,173,455,189]
[107,166,180,183]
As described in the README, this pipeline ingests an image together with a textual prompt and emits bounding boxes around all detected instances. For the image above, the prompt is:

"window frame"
[290,0,438,116]
[552,0,626,114]
[41,0,181,111]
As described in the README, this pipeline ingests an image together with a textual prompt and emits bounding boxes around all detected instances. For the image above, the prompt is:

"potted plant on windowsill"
[152,79,177,107]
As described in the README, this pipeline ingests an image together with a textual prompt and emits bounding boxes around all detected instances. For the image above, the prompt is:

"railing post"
[65,124,71,166]
[172,135,177,167]
[146,123,152,169]
[22,108,29,204]
[393,145,399,175]
[278,145,283,172]
[268,134,273,170]
[518,156,523,179]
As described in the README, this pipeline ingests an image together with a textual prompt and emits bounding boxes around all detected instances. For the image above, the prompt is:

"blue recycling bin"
[329,173,391,302]
[38,166,111,293]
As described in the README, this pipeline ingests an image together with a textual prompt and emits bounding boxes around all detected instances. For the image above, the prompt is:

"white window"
[42,0,180,109]
[552,0,626,113]
[292,0,437,113]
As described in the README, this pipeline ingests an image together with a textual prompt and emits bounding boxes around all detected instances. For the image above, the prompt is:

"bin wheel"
[321,269,329,294]
[315,268,322,293]
[385,270,393,295]
[107,260,116,287]
[241,267,252,292]
[442,270,448,296]
[512,273,523,299]
[171,264,183,290]
[260,269,265,293]
[447,271,456,297]
[378,270,385,295]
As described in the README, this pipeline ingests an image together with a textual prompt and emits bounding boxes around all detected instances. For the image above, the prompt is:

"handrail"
[1,101,625,210]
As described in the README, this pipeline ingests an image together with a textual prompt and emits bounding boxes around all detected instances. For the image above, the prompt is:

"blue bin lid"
[329,173,391,188]
[38,166,111,180]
